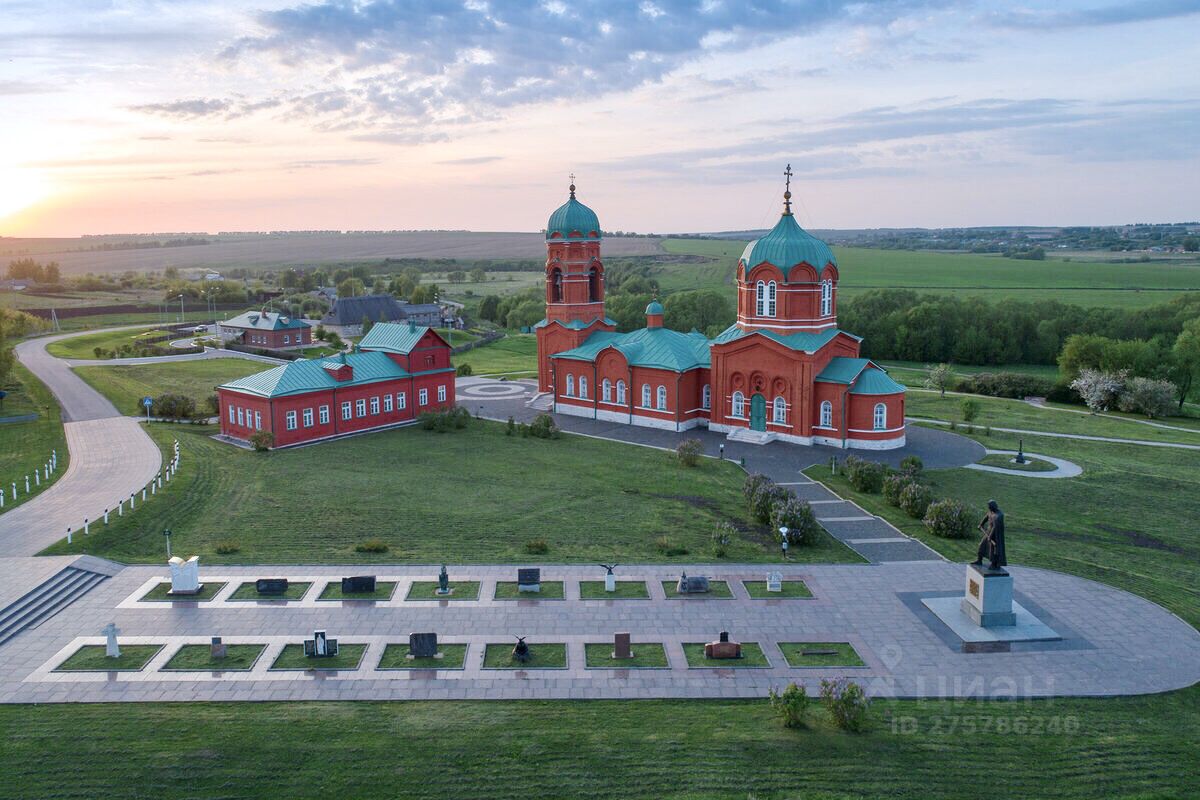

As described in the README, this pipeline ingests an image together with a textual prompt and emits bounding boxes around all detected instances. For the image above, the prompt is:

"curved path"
[0,330,164,556]
[966,449,1083,479]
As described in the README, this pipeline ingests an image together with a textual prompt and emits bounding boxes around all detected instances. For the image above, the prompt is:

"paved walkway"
[965,449,1083,479]
[457,378,983,563]
[2,560,1197,703]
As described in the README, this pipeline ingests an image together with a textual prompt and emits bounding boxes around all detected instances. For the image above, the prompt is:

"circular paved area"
[2,560,1197,703]
[966,449,1083,479]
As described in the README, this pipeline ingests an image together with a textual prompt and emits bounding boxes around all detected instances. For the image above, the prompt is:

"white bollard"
[35,471,40,487]
[157,476,162,489]
[52,449,57,469]
[66,527,72,545]
[25,476,30,493]
[84,518,89,535]
[130,492,136,510]
[151,482,156,496]
[118,499,123,516]
[11,482,16,498]
[104,508,109,524]
[44,464,49,480]
[0,489,4,508]
[141,487,146,501]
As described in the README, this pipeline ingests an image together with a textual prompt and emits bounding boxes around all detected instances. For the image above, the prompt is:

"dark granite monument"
[210,636,226,660]
[518,568,541,593]
[255,578,289,595]
[704,631,742,659]
[613,632,633,659]
[341,575,377,594]
[303,630,339,657]
[676,572,710,594]
[437,565,451,595]
[408,632,439,659]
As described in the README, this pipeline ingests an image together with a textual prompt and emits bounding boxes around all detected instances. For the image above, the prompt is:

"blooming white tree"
[1070,368,1126,412]
[1118,377,1177,419]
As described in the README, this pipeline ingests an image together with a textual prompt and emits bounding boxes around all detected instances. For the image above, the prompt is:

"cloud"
[131,98,232,118]
[436,156,503,165]
[349,130,450,145]
[988,0,1200,30]
[0,80,59,96]
[284,158,382,169]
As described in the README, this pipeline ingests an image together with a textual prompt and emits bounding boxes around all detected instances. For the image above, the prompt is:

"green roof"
[222,310,310,331]
[546,191,601,240]
[645,299,664,315]
[849,368,905,395]
[219,350,412,398]
[711,323,856,353]
[551,327,710,372]
[358,321,432,354]
[740,213,836,273]
[534,316,617,330]
[815,357,872,384]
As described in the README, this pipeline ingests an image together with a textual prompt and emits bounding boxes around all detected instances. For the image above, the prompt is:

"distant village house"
[319,293,445,337]
[218,309,313,350]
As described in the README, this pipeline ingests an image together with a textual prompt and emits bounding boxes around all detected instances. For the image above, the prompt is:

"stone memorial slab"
[255,578,289,595]
[168,555,202,595]
[341,575,377,594]
[961,563,1016,627]
[767,572,783,593]
[304,630,339,657]
[102,622,120,658]
[704,631,742,659]
[676,572,710,594]
[518,568,541,593]
[210,637,227,660]
[613,632,633,660]
[408,632,440,660]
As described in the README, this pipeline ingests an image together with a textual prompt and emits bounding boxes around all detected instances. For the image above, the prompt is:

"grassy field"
[482,642,567,669]
[1,693,1195,799]
[162,644,266,671]
[453,333,537,376]
[778,642,865,667]
[682,642,770,668]
[584,642,668,668]
[660,239,1200,309]
[39,420,861,565]
[0,362,67,512]
[53,645,162,672]
[378,643,469,670]
[45,326,173,359]
[74,358,268,415]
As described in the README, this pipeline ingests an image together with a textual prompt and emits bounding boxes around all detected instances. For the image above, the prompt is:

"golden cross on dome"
[783,163,793,216]
[569,173,576,198]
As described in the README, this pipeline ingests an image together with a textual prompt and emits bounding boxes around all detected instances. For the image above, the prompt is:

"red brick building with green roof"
[216,322,454,447]
[536,174,905,449]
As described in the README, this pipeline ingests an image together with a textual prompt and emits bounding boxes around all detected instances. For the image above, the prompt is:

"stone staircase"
[526,392,554,411]
[0,563,111,646]
[726,428,777,445]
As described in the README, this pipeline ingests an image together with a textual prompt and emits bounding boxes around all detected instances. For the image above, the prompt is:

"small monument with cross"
[102,622,121,658]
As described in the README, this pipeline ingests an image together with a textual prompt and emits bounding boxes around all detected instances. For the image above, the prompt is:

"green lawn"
[778,642,865,667]
[377,643,469,670]
[682,642,770,668]
[977,454,1057,472]
[404,580,481,601]
[584,642,668,669]
[316,581,398,601]
[162,644,266,671]
[743,579,813,598]
[54,645,162,672]
[452,334,537,376]
[578,580,650,599]
[0,362,67,512]
[74,358,267,416]
[138,581,227,602]
[45,326,167,359]
[661,579,733,598]
[227,581,312,601]
[482,643,567,669]
[40,420,861,565]
[494,581,565,600]
[270,644,366,671]
[2,693,1196,799]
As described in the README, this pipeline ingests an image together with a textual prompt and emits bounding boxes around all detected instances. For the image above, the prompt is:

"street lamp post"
[779,526,789,560]
[163,528,172,559]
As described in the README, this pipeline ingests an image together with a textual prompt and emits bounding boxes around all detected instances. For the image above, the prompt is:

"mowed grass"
[452,334,537,376]
[377,643,469,670]
[2,693,1197,799]
[40,420,861,565]
[54,645,162,672]
[45,326,167,359]
[682,642,770,668]
[0,362,67,512]
[809,427,1200,628]
[162,644,266,672]
[660,238,1200,309]
[584,642,668,668]
[74,358,269,415]
[778,642,865,667]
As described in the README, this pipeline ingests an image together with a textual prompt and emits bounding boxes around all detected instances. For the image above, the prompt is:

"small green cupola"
[645,298,664,328]
[739,164,836,272]
[546,178,601,240]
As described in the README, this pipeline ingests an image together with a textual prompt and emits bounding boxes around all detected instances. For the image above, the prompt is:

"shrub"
[844,456,885,494]
[506,416,516,436]
[525,538,549,554]
[420,405,471,432]
[1070,368,1126,412]
[923,499,972,539]
[955,372,1055,400]
[769,682,810,729]
[882,473,915,507]
[750,482,789,525]
[743,474,773,507]
[214,541,240,555]
[676,438,703,467]
[528,413,559,439]
[455,362,473,376]
[151,393,196,420]
[711,521,735,558]
[898,482,934,519]
[248,430,274,452]
[92,346,104,358]
[960,398,979,423]
[820,679,869,732]
[899,455,923,477]
[655,536,688,557]
[770,496,820,546]
[354,538,389,553]
[1118,376,1177,419]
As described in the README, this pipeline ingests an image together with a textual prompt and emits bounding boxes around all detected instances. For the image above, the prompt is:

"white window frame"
[437,384,447,402]
[355,399,366,417]
[732,391,745,418]
[641,384,651,408]
[303,408,314,427]
[565,374,575,397]
[773,396,786,424]
[319,405,330,425]
[874,403,887,430]
[228,405,236,423]
[254,411,262,430]
[236,408,244,426]
[579,376,588,399]
[398,392,407,410]
[285,410,297,430]
[283,334,290,344]
[419,388,428,406]
[702,384,711,410]
[341,401,352,421]
[755,280,765,316]
[821,280,833,316]
[370,396,380,415]
[602,379,612,403]
[820,400,833,428]
[616,380,626,404]
[384,394,394,413]
[656,385,667,411]
[767,280,777,317]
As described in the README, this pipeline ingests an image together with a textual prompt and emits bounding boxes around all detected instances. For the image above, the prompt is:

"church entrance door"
[750,393,767,432]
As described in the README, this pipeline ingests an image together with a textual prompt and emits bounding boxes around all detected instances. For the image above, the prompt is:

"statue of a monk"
[971,499,1007,572]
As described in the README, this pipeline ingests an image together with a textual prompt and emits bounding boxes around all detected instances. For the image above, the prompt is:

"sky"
[1,0,1198,237]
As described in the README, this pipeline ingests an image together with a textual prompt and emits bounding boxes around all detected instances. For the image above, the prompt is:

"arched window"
[616,380,627,404]
[656,385,667,410]
[550,268,563,303]
[755,281,765,316]
[766,281,777,317]
[579,376,588,399]
[642,384,651,408]
[602,379,612,403]
[874,403,887,430]
[773,396,786,423]
[702,384,711,410]
[821,280,833,316]
[588,267,600,302]
[732,391,745,418]
[565,374,575,397]
[820,400,833,428]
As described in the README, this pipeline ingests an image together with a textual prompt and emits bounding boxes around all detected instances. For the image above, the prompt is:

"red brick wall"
[848,392,905,441]
[240,327,311,349]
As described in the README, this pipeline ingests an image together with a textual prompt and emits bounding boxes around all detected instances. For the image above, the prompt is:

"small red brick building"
[218,309,312,350]
[217,322,454,448]
[536,177,905,449]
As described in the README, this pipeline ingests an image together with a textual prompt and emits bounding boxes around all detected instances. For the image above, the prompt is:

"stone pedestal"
[605,573,616,592]
[961,564,1016,627]
[168,556,201,595]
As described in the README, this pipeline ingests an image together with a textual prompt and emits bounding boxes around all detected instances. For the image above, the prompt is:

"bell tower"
[535,177,614,391]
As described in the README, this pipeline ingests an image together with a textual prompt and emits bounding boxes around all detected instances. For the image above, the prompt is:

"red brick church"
[536,173,905,449]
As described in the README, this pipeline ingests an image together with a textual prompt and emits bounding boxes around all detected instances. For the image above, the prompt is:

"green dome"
[546,188,601,240]
[740,213,835,272]
[645,299,664,315]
